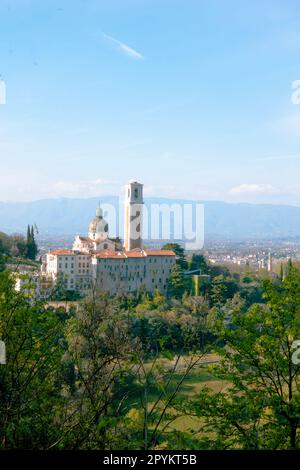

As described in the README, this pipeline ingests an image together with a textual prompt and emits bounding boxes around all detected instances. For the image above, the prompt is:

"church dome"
[96,219,109,234]
[88,206,109,235]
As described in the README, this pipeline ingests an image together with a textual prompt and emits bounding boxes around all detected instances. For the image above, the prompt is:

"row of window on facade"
[58,256,89,261]
[64,278,91,289]
[98,273,165,284]
[58,262,88,268]
[97,257,173,264]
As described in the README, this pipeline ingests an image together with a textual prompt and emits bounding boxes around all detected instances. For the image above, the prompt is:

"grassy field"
[164,365,228,434]
[125,354,228,437]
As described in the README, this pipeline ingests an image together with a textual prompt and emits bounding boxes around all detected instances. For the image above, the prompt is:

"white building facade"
[45,248,175,295]
[46,250,92,292]
[92,249,175,295]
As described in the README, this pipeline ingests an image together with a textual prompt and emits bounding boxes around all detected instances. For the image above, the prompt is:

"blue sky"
[1,0,300,205]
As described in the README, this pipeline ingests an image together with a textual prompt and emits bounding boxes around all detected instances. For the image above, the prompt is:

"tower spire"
[96,202,102,218]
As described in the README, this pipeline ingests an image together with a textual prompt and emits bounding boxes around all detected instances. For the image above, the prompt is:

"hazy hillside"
[1,197,300,240]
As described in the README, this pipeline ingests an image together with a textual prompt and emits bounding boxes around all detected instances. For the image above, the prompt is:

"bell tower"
[124,181,144,251]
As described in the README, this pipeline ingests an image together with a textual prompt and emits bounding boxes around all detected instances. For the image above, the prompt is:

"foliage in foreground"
[178,268,300,449]
[1,267,300,449]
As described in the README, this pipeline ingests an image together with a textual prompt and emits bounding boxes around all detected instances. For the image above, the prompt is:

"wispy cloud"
[102,33,144,60]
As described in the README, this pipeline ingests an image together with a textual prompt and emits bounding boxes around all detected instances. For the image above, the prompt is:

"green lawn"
[124,357,228,437]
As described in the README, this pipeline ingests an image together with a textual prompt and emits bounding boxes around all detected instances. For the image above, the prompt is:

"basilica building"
[44,181,176,295]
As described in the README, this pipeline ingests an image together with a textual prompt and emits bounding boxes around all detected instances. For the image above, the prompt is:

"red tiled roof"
[145,250,175,256]
[94,249,175,259]
[49,250,74,255]
[49,249,175,259]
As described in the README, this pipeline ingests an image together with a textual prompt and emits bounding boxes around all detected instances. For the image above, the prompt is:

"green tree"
[10,234,27,258]
[209,265,230,278]
[187,268,300,449]
[60,292,135,449]
[0,256,5,273]
[51,272,69,300]
[0,271,66,449]
[190,254,209,274]
[286,258,293,277]
[0,240,6,272]
[162,243,188,270]
[26,225,38,260]
[242,275,253,284]
[0,233,10,255]
[167,264,190,299]
[280,263,284,281]
[208,275,239,307]
[50,273,81,301]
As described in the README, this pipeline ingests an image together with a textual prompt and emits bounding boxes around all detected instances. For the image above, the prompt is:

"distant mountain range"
[1,197,300,240]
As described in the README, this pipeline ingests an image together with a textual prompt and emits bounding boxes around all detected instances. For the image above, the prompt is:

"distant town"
[37,236,300,270]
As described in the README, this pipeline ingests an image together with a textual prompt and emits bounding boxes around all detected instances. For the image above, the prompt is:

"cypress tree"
[286,258,293,277]
[27,225,31,244]
[280,263,284,281]
[26,225,38,260]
